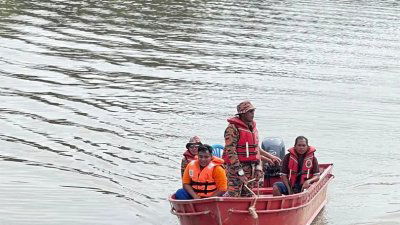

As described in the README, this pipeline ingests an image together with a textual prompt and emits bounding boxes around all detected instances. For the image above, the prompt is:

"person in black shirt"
[272,136,320,196]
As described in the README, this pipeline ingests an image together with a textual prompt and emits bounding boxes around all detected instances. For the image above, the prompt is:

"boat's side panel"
[172,200,222,225]
[212,183,330,225]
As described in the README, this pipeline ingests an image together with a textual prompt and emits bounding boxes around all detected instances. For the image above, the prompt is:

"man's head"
[236,101,256,123]
[186,136,202,154]
[198,144,213,168]
[294,136,309,155]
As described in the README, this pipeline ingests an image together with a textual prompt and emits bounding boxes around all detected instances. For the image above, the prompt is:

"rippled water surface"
[1,0,399,224]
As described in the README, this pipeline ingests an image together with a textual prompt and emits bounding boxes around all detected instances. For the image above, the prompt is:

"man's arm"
[210,166,227,197]
[280,154,292,194]
[224,124,241,173]
[281,174,293,195]
[302,174,320,191]
[182,166,200,199]
[302,157,320,191]
[183,184,200,199]
[259,148,281,165]
[181,158,188,177]
[210,190,226,197]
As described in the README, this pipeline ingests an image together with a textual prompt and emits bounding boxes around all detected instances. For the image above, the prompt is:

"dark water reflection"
[0,0,399,224]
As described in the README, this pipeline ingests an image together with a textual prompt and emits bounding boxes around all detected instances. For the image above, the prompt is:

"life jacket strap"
[236,152,257,155]
[290,170,311,175]
[237,144,258,148]
[190,181,216,186]
[193,187,217,194]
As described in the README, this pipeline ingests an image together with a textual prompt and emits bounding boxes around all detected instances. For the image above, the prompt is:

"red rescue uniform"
[222,117,259,164]
[287,146,317,187]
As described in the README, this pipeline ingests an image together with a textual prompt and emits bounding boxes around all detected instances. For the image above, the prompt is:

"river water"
[0,0,399,225]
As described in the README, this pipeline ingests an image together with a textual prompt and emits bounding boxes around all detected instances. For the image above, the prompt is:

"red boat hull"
[169,164,334,225]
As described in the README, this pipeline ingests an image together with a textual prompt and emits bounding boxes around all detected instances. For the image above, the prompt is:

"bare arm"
[259,148,281,165]
[210,190,225,197]
[302,174,320,191]
[183,184,200,199]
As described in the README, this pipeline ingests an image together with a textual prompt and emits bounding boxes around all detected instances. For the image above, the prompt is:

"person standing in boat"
[272,136,320,196]
[175,144,227,199]
[181,136,202,177]
[223,101,281,197]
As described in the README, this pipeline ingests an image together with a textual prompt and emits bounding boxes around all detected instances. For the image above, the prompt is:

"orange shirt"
[182,164,227,191]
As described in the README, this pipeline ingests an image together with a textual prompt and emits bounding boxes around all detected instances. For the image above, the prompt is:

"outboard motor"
[261,137,285,180]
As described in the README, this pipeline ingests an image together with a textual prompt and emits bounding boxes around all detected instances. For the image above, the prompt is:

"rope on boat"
[243,178,259,219]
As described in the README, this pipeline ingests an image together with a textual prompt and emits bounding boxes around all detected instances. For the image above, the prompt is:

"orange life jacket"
[222,117,259,164]
[288,146,316,187]
[187,157,224,197]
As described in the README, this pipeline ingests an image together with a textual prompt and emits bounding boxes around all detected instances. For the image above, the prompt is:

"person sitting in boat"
[175,144,227,200]
[272,136,320,196]
[181,136,202,177]
[222,101,281,197]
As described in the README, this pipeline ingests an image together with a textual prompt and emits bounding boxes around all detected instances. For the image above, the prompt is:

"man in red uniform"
[272,136,320,196]
[223,101,281,197]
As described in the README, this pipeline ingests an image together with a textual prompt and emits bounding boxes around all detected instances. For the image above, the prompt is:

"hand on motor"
[262,155,274,165]
[270,155,281,166]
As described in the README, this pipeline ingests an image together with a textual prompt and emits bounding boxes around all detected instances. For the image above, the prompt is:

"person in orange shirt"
[175,144,227,200]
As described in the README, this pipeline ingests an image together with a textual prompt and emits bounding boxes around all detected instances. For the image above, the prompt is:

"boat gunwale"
[169,163,333,204]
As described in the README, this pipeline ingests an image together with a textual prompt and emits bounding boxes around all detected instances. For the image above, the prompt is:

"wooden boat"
[169,163,334,225]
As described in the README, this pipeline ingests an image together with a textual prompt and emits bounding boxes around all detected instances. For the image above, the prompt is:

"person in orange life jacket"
[222,101,281,197]
[181,136,202,177]
[175,144,227,200]
[272,136,320,196]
